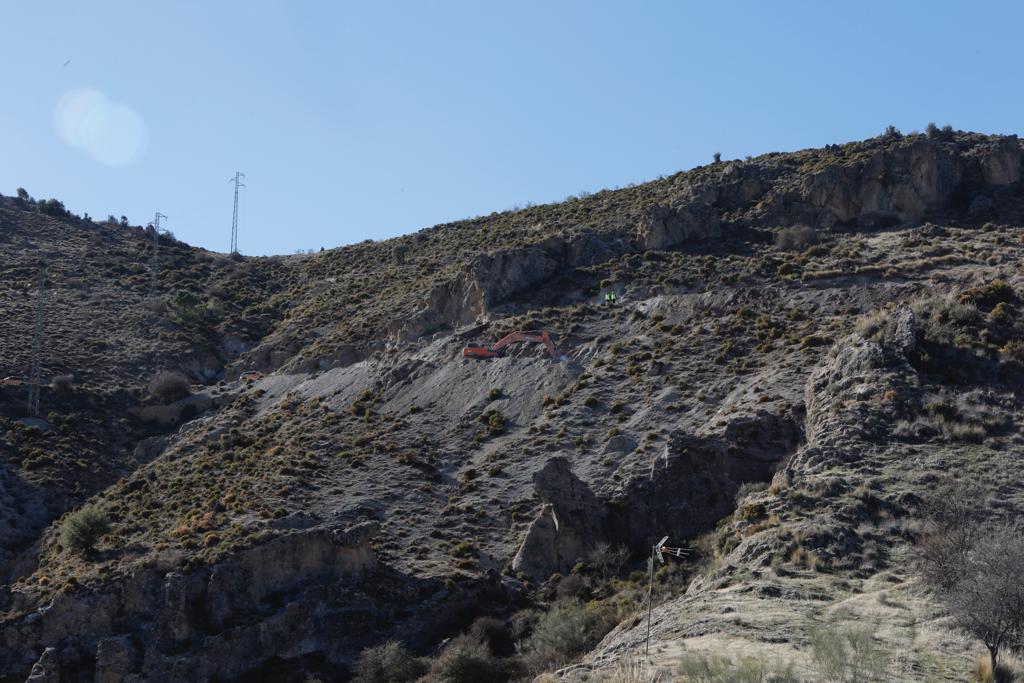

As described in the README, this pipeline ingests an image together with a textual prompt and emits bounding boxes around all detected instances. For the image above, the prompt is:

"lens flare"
[54,88,148,167]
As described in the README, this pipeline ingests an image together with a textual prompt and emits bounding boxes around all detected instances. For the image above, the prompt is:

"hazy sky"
[1,2,1021,255]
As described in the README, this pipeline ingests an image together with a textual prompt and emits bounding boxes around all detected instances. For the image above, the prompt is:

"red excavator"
[463,330,562,361]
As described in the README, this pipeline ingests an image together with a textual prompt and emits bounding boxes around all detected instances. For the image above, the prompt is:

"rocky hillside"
[1,130,1023,682]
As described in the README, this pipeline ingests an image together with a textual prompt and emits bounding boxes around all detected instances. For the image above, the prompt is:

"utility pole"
[27,266,46,417]
[148,212,167,297]
[229,172,245,254]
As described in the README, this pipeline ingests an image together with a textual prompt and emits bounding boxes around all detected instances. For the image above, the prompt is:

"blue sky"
[1,2,1021,255]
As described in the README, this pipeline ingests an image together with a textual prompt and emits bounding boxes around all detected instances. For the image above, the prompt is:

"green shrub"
[391,244,409,265]
[520,600,616,673]
[678,653,797,682]
[882,125,902,140]
[352,640,426,683]
[1000,340,1024,362]
[60,506,111,556]
[422,636,515,683]
[774,225,819,252]
[166,289,222,325]
[479,410,504,435]
[50,374,74,392]
[37,198,70,217]
[451,540,477,558]
[800,333,833,348]
[811,624,889,682]
[469,616,515,657]
[957,279,1016,311]
[147,371,191,403]
[926,122,955,141]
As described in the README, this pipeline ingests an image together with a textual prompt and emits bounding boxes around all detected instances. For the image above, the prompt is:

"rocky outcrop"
[636,202,721,250]
[802,140,965,229]
[392,231,622,341]
[512,458,609,581]
[680,162,777,211]
[394,241,565,341]
[777,307,919,480]
[2,524,382,682]
[395,212,725,342]
[615,412,800,547]
[788,138,1023,230]
[25,647,59,683]
[977,138,1022,185]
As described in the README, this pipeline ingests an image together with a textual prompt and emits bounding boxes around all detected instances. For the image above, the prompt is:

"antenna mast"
[229,172,245,254]
[148,212,167,297]
[27,266,46,417]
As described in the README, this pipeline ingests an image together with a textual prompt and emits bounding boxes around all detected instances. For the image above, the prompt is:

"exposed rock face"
[976,138,1022,185]
[2,524,383,681]
[616,410,800,547]
[579,307,963,677]
[797,307,918,465]
[394,227,662,341]
[636,202,721,250]
[802,140,965,228]
[25,647,59,683]
[95,636,138,683]
[395,242,563,341]
[512,457,609,581]
[396,137,1022,344]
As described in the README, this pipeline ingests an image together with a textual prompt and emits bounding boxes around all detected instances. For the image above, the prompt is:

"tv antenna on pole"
[644,535,690,658]
[148,212,167,297]
[27,265,46,417]
[229,172,245,254]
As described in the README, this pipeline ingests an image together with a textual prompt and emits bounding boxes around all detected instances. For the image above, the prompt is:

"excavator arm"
[462,330,561,361]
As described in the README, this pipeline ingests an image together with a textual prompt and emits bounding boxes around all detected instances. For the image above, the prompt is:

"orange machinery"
[463,330,561,361]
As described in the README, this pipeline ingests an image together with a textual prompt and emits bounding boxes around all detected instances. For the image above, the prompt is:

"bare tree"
[916,480,980,593]
[917,481,1024,673]
[586,542,629,578]
[945,527,1024,674]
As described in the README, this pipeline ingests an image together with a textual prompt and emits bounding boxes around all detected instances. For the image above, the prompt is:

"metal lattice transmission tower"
[229,172,245,254]
[27,266,46,417]
[148,212,167,297]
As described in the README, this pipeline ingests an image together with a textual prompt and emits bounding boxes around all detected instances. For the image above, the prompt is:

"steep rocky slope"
[1,130,1023,682]
[573,285,1024,680]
